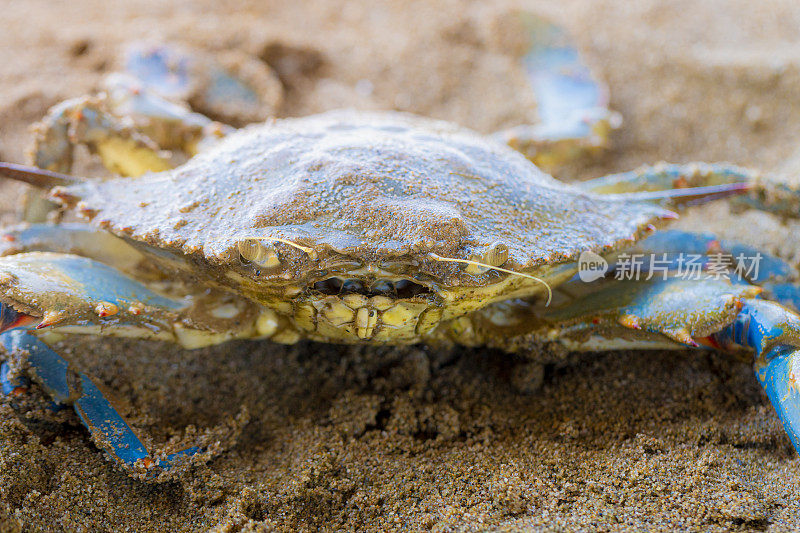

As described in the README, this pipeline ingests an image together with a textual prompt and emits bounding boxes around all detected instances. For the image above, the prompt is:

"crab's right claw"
[493,13,621,172]
[0,252,237,479]
[0,251,185,336]
[0,329,203,478]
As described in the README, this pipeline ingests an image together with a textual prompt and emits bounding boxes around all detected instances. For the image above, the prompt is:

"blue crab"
[2,16,800,481]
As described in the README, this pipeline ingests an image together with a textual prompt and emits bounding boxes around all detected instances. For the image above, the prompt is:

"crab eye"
[238,239,281,269]
[463,242,510,275]
[484,241,509,267]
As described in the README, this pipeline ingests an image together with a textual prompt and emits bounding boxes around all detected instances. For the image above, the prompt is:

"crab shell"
[50,111,672,343]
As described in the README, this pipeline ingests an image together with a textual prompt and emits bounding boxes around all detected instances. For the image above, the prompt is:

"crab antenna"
[428,253,553,306]
[265,237,317,259]
[0,162,83,188]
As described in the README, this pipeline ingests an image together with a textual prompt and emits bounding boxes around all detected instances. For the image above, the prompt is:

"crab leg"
[30,96,174,178]
[0,328,200,476]
[581,162,800,218]
[27,87,229,183]
[23,96,177,222]
[628,229,800,312]
[492,13,620,172]
[25,68,233,222]
[0,222,148,276]
[29,41,278,183]
[122,42,281,126]
[0,256,205,476]
[709,299,800,450]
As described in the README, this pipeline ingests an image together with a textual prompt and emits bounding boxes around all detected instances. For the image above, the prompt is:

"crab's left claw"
[493,13,621,172]
[709,299,800,451]
[757,347,800,450]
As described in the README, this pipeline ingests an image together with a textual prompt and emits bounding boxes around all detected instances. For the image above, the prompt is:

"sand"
[2,0,800,531]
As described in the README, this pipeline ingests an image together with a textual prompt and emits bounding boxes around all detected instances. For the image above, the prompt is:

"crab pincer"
[711,300,800,450]
[0,252,207,477]
[0,329,201,476]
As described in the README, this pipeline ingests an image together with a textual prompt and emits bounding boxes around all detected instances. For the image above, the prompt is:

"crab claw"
[0,330,203,477]
[710,299,800,451]
[534,273,800,452]
[0,251,184,334]
[757,346,800,450]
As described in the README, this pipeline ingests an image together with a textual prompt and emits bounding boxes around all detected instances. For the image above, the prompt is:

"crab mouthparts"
[312,277,432,299]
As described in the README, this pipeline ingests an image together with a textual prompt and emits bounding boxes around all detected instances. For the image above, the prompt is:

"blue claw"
[0,328,203,475]
[633,230,794,282]
[72,370,153,466]
[631,230,800,311]
[711,300,800,452]
[0,361,28,395]
[0,252,185,336]
[1,330,70,402]
[757,346,800,451]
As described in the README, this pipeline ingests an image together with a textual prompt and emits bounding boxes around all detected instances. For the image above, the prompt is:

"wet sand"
[1,0,800,530]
